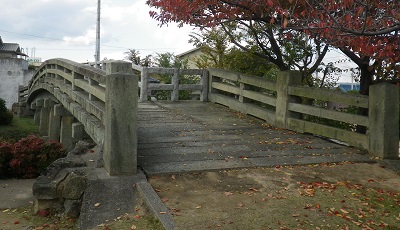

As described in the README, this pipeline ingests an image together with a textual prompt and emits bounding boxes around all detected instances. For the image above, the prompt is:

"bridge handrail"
[28,58,107,124]
[208,68,398,159]
[133,63,209,102]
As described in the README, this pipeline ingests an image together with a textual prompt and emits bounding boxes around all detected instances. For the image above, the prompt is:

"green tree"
[124,49,153,67]
[153,53,197,100]
[0,98,13,126]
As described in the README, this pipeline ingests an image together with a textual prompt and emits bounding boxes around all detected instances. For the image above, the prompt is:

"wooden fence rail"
[207,68,399,159]
[132,64,209,102]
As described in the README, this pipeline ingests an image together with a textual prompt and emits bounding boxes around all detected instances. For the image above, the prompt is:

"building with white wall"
[0,36,34,109]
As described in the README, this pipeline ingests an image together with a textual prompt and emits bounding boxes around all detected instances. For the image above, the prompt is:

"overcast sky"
[0,0,195,62]
[0,0,355,82]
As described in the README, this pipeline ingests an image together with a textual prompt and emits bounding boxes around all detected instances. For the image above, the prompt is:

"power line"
[0,28,179,51]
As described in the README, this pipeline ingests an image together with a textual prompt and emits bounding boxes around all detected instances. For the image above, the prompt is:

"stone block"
[33,199,62,214]
[62,172,87,199]
[64,199,82,218]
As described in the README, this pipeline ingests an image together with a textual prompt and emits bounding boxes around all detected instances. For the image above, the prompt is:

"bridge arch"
[24,58,138,175]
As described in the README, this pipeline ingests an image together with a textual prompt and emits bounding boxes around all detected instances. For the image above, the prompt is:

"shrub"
[0,135,66,179]
[0,141,13,177]
[0,98,13,126]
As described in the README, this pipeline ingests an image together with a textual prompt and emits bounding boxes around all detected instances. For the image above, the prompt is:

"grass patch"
[0,206,77,229]
[0,116,38,142]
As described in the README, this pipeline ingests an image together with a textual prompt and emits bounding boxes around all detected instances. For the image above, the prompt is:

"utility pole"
[95,0,101,67]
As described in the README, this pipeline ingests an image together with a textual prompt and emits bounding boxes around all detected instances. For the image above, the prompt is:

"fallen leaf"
[340,209,349,214]
[133,215,140,219]
[36,209,50,217]
[224,192,234,196]
[238,203,244,207]
[315,203,320,209]
[249,188,259,192]
[131,224,137,230]
[159,211,167,214]
[195,206,202,209]
[171,175,176,180]
[94,203,101,207]
[162,198,169,203]
[14,221,19,224]
[291,214,300,217]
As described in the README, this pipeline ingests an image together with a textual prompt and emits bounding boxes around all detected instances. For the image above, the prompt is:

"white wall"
[0,58,34,109]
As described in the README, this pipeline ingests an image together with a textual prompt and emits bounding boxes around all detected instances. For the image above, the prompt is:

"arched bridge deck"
[21,58,398,176]
[138,101,370,175]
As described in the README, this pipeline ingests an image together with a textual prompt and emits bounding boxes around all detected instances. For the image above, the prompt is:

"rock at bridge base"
[32,141,97,218]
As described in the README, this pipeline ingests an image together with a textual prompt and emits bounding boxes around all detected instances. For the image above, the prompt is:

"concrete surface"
[0,179,35,209]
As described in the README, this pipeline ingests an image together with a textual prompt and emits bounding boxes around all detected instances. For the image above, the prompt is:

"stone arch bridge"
[19,58,399,176]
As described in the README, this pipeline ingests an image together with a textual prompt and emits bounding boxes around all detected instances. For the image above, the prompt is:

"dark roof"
[0,36,27,56]
[0,43,20,52]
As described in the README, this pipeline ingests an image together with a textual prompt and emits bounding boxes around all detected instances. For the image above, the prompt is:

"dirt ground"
[149,162,400,230]
[1,162,399,230]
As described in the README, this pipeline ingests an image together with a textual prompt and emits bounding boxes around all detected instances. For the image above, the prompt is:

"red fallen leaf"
[161,197,169,203]
[36,209,50,217]
[315,203,320,209]
[367,179,375,182]
[14,221,19,224]
[133,215,140,219]
[89,149,95,153]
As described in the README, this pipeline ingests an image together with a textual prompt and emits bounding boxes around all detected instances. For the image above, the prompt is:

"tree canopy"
[147,0,399,63]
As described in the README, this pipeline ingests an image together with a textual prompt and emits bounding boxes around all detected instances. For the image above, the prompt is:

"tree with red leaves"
[147,0,399,94]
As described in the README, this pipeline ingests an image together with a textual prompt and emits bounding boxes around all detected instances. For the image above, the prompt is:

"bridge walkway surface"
[138,101,372,175]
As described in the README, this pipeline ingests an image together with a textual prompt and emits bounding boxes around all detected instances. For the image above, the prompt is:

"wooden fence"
[207,68,399,159]
[132,64,209,102]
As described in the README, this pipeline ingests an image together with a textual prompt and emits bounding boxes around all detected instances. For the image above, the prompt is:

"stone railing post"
[171,68,180,102]
[368,83,399,159]
[139,67,148,102]
[274,71,302,128]
[104,61,138,175]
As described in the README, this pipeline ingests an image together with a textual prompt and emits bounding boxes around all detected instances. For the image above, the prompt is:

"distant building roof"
[176,47,201,58]
[0,36,28,56]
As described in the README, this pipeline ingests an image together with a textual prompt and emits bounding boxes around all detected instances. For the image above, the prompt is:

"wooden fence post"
[139,67,148,102]
[200,69,209,102]
[368,83,399,159]
[171,68,179,101]
[104,61,138,175]
[274,71,302,128]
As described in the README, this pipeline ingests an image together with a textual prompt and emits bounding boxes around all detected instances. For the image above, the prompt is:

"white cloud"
[0,0,195,62]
